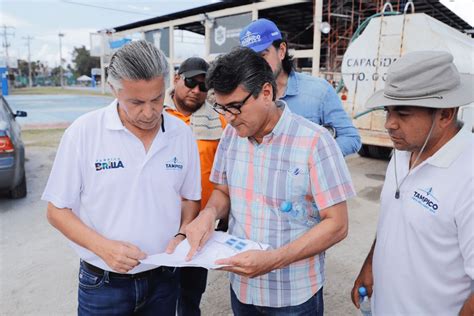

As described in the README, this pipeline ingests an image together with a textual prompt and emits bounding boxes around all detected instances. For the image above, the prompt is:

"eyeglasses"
[212,90,254,116]
[181,75,208,92]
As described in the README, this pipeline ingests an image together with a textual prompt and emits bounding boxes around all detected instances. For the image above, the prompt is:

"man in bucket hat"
[350,51,473,315]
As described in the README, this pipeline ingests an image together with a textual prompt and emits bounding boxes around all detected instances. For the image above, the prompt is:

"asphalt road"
[0,132,389,316]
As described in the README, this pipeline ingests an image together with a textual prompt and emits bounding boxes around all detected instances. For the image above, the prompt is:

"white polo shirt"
[42,100,201,273]
[373,126,473,315]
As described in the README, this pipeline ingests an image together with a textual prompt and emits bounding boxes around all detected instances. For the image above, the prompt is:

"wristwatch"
[323,125,337,138]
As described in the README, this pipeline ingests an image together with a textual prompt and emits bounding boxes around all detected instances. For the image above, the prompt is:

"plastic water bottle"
[358,286,372,316]
[279,201,320,227]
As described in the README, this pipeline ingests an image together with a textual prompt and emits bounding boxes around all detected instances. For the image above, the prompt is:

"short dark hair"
[272,39,294,74]
[206,47,277,100]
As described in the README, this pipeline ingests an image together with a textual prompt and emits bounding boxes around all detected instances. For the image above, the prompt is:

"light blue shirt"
[281,71,361,156]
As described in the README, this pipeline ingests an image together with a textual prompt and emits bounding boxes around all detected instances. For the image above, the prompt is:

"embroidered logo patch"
[95,158,125,171]
[166,157,183,170]
[412,187,439,213]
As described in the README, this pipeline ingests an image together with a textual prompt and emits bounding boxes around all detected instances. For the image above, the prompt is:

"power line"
[61,0,154,16]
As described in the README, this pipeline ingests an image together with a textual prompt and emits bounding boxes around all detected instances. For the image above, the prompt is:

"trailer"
[341,3,474,158]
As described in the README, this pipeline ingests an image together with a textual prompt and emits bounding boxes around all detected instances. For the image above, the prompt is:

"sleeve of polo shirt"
[209,125,231,185]
[454,178,474,280]
[319,80,362,157]
[309,128,356,211]
[41,126,82,210]
[180,131,201,201]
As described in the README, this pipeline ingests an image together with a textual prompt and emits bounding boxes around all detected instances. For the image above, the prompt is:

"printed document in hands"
[140,231,270,269]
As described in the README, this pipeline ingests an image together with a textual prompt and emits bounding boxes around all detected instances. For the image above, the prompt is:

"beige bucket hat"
[365,51,473,109]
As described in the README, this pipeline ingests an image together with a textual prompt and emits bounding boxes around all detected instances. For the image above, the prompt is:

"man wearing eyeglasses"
[183,47,355,315]
[164,57,226,316]
[240,19,361,157]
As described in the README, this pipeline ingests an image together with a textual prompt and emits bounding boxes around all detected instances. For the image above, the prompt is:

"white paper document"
[141,231,269,269]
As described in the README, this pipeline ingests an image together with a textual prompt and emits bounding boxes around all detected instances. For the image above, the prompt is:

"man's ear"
[278,42,287,61]
[109,83,118,98]
[261,82,274,102]
[438,108,458,128]
[173,74,180,87]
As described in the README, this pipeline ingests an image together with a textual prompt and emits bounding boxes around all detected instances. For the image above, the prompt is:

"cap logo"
[241,31,261,47]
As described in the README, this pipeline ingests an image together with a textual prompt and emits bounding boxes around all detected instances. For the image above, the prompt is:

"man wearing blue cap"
[240,18,361,157]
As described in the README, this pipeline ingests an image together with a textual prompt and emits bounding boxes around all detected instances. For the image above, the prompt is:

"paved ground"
[4,94,114,128]
[0,129,388,316]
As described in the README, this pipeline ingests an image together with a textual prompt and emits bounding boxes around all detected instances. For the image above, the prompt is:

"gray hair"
[107,40,169,89]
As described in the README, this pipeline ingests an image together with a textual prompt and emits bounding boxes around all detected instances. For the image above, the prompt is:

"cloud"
[31,27,96,65]
[0,12,32,28]
[36,44,59,67]
[36,28,96,48]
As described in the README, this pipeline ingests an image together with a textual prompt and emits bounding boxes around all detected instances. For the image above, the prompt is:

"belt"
[81,260,168,279]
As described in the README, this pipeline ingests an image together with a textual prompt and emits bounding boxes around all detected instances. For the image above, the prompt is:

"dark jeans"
[177,267,208,316]
[230,286,324,316]
[78,261,179,316]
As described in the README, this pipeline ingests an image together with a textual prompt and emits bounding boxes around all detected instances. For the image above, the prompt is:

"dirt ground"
[0,128,388,316]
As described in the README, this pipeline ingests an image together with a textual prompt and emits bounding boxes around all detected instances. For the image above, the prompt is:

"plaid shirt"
[210,101,356,307]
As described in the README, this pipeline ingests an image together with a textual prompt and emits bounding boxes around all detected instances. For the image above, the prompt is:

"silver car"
[0,96,27,198]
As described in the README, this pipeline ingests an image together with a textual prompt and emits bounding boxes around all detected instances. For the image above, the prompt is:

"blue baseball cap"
[239,18,282,53]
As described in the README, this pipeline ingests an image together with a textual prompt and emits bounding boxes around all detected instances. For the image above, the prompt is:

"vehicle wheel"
[368,145,392,160]
[10,174,27,199]
[359,145,392,160]
[358,145,370,157]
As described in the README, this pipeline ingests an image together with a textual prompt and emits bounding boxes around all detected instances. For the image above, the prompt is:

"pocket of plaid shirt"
[287,167,310,197]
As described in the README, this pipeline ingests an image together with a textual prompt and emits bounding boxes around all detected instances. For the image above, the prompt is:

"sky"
[0,0,217,67]
[0,0,473,69]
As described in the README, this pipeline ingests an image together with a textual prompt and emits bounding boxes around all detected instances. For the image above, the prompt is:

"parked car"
[0,96,27,198]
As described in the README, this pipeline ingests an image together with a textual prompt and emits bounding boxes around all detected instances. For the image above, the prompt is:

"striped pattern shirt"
[210,101,356,307]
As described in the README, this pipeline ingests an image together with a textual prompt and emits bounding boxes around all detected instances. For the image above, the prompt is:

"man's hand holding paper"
[141,231,269,269]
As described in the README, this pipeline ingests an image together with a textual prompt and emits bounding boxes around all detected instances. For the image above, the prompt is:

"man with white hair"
[43,40,201,315]
[351,51,473,315]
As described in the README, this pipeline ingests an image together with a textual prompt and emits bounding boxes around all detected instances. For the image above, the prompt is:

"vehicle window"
[0,97,14,121]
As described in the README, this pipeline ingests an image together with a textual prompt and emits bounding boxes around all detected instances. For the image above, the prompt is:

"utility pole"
[23,35,34,87]
[312,0,323,76]
[98,28,115,94]
[58,32,64,88]
[1,25,15,67]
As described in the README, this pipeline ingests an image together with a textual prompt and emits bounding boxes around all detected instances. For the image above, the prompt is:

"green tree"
[17,59,39,78]
[50,66,62,86]
[72,46,99,77]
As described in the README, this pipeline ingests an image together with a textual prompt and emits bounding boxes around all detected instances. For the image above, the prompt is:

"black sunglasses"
[181,75,208,92]
[212,90,254,116]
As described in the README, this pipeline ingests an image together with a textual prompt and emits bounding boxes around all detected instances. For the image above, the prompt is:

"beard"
[273,62,283,78]
[177,97,204,114]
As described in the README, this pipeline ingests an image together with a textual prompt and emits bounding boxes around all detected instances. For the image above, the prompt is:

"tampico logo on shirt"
[412,187,439,213]
[166,157,183,170]
[95,158,125,171]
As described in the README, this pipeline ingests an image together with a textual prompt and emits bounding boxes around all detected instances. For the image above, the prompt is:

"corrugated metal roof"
[111,0,472,37]
[112,0,257,32]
